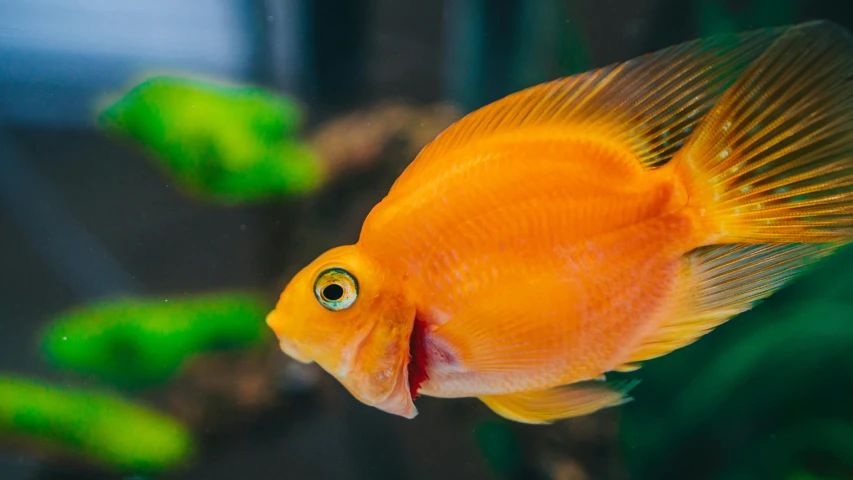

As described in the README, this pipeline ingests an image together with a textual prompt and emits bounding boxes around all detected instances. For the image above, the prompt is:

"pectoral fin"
[478,380,639,424]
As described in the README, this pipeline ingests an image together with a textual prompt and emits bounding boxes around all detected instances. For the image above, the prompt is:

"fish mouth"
[276,337,314,364]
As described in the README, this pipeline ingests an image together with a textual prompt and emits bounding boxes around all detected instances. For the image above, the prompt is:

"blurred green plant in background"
[40,292,271,389]
[0,73,306,477]
[0,291,272,475]
[0,376,193,473]
[5,72,459,477]
[98,76,326,204]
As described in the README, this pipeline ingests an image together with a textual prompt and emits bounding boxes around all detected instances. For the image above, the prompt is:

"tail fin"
[673,21,853,244]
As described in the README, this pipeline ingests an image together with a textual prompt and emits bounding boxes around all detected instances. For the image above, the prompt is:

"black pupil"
[323,284,344,301]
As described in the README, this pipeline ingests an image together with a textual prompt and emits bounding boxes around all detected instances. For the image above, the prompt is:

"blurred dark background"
[3,1,853,480]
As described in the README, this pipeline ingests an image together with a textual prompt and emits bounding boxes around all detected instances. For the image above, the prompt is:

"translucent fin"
[625,243,838,364]
[673,21,853,243]
[389,24,790,195]
[612,363,642,373]
[479,380,639,424]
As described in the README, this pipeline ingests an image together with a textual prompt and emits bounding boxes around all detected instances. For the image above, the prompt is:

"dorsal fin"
[390,25,791,195]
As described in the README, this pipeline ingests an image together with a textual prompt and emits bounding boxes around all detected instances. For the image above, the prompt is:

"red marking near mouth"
[407,317,429,398]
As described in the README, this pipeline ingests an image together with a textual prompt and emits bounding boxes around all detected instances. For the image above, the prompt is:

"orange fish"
[267,21,853,423]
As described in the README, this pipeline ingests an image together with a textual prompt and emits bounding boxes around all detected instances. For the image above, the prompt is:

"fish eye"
[314,268,358,311]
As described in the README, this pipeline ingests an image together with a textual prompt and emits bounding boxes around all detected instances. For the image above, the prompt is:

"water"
[1,1,852,479]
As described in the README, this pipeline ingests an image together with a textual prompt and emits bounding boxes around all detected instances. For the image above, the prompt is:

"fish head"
[267,245,418,418]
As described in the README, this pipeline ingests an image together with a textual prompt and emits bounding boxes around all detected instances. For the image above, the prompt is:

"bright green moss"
[0,375,193,472]
[40,292,271,388]
[98,76,325,203]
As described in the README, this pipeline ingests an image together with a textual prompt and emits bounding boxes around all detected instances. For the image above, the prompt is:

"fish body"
[360,139,694,398]
[268,21,853,423]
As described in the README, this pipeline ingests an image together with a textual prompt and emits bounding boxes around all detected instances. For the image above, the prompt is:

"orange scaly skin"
[268,21,853,423]
[359,138,698,397]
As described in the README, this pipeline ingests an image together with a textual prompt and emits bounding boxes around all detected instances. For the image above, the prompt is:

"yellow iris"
[314,268,358,311]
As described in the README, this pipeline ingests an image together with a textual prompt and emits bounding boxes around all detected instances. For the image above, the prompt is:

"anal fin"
[478,380,639,424]
[613,363,642,373]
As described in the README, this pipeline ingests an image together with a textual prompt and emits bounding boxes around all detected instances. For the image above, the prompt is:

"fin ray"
[390,24,792,194]
[479,380,639,424]
[612,363,642,373]
[625,243,839,364]
[672,21,853,243]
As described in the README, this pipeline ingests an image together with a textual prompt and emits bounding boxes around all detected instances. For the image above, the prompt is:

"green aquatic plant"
[721,420,853,480]
[0,375,193,472]
[40,292,271,388]
[620,254,853,480]
[97,75,325,203]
